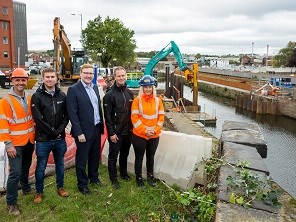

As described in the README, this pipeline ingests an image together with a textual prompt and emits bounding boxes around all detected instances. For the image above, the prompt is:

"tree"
[195,53,201,60]
[82,15,137,67]
[273,41,296,67]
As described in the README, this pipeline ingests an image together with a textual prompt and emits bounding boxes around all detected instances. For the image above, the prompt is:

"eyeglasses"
[82,72,94,75]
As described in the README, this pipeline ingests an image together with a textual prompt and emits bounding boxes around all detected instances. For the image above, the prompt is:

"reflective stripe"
[10,127,34,136]
[159,110,165,114]
[146,126,155,131]
[142,113,158,119]
[157,121,164,127]
[2,95,32,122]
[0,129,10,134]
[3,95,18,119]
[133,120,142,128]
[138,96,159,117]
[6,115,33,124]
[131,110,140,114]
[0,114,6,119]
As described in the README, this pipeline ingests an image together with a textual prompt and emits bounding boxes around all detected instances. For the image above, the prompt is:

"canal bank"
[181,82,296,200]
[198,80,296,119]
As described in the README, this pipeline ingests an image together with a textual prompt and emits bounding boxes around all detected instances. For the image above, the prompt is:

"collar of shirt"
[81,80,94,89]
[8,86,29,100]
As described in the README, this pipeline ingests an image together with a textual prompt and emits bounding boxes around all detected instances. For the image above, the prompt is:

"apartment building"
[0,0,27,71]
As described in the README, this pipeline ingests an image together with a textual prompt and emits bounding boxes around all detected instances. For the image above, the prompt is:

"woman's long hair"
[138,85,157,99]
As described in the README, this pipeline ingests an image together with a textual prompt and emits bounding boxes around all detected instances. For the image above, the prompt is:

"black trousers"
[108,134,131,182]
[131,133,159,177]
[75,127,101,189]
[6,142,34,205]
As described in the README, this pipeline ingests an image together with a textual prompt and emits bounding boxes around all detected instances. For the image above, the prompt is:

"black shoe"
[120,174,131,181]
[78,187,90,195]
[111,180,121,189]
[90,179,105,187]
[147,176,157,187]
[22,189,33,195]
[136,177,145,187]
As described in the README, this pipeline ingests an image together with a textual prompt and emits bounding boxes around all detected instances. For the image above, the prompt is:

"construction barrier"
[102,131,213,189]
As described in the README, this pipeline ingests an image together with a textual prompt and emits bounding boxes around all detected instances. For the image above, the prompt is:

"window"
[2,7,8,15]
[2,21,8,29]
[4,52,9,58]
[3,37,8,44]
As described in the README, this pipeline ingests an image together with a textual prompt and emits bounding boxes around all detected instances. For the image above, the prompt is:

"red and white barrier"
[0,127,107,192]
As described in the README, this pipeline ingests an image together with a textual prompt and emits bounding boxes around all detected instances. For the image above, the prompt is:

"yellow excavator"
[52,17,87,83]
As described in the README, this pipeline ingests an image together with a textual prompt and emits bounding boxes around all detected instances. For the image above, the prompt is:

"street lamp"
[71,13,83,46]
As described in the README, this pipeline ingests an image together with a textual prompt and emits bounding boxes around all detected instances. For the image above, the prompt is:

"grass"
[0,164,179,222]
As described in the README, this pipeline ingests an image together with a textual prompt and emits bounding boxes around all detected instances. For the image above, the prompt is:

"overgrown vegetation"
[201,157,282,209]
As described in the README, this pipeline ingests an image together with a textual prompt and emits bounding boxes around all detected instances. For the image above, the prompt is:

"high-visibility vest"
[0,94,35,147]
[131,94,165,140]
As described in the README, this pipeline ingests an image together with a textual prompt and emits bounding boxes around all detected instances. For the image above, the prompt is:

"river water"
[179,85,296,198]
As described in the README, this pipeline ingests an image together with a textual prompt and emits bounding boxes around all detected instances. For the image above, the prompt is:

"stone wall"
[216,121,280,222]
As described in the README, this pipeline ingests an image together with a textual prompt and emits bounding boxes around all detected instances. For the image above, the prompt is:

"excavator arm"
[53,17,72,78]
[144,41,189,75]
[144,41,194,82]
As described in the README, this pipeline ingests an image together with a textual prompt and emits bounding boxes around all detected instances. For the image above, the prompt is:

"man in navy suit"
[66,64,104,194]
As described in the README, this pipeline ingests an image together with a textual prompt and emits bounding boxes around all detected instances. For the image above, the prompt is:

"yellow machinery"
[53,17,87,83]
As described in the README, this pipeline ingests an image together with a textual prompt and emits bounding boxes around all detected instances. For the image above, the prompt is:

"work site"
[1,1,296,222]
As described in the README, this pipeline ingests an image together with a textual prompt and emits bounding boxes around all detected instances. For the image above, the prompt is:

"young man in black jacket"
[31,68,69,203]
[103,66,134,189]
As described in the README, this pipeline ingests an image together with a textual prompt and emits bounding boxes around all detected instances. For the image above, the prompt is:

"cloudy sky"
[20,0,296,56]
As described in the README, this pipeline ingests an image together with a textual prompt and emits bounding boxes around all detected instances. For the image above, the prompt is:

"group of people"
[0,64,164,216]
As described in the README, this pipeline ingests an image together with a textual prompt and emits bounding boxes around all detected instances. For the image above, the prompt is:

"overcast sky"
[20,0,296,56]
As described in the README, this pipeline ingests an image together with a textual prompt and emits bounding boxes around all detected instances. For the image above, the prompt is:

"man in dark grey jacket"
[103,66,134,189]
[31,67,69,204]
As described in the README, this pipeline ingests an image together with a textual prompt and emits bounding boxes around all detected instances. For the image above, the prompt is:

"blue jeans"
[6,142,34,205]
[35,139,67,194]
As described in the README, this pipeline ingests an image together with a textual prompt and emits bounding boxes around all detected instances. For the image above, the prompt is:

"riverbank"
[198,80,296,119]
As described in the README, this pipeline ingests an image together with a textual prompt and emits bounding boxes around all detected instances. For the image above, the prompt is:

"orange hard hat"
[10,68,28,80]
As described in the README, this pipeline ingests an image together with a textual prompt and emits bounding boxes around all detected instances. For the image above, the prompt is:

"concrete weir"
[101,131,213,189]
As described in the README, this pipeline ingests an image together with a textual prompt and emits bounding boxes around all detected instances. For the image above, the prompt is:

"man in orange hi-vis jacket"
[0,68,35,216]
[131,75,165,187]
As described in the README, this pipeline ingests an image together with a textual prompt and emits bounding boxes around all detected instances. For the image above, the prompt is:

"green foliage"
[174,188,216,222]
[195,53,201,60]
[82,15,137,67]
[226,161,282,208]
[201,157,282,209]
[273,41,296,67]
[136,51,158,58]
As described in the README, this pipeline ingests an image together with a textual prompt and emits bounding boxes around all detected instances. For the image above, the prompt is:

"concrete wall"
[102,131,213,189]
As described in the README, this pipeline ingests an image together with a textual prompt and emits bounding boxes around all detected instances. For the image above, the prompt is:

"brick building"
[0,0,27,71]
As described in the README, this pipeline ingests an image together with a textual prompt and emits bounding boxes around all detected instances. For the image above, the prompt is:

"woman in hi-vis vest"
[131,75,165,187]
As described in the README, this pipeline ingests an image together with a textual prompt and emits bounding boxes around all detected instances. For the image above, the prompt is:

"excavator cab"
[72,50,87,76]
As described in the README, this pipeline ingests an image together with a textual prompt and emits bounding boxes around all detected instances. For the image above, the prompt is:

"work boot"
[58,188,69,197]
[136,176,144,187]
[147,174,157,187]
[120,174,131,181]
[7,204,20,216]
[22,189,34,195]
[33,193,43,204]
[111,180,121,189]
